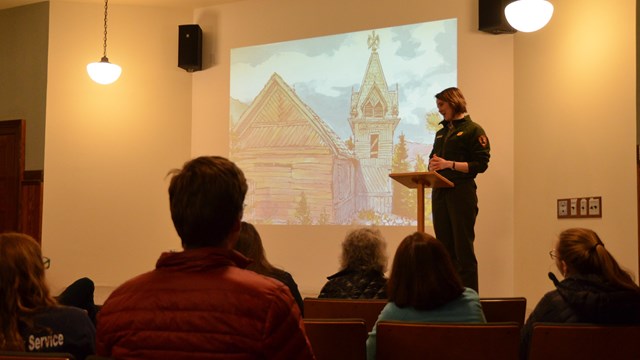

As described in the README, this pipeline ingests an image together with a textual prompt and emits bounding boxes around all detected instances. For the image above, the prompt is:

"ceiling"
[0,0,242,10]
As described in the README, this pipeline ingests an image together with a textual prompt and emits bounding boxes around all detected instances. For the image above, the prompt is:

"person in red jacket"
[96,156,315,360]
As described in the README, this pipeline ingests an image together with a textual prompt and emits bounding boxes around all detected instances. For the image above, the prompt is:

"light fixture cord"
[102,0,109,59]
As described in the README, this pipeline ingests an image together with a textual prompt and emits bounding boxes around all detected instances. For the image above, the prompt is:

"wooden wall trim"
[20,170,44,243]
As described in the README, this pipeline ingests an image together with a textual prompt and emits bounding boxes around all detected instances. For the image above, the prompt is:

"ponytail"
[557,228,639,293]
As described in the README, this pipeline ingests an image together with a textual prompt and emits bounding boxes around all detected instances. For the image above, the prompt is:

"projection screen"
[230,18,457,226]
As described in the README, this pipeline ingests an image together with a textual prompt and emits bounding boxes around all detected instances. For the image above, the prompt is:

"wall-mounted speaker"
[479,0,517,34]
[178,24,202,72]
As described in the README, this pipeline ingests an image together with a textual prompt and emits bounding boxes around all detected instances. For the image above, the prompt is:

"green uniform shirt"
[429,115,490,183]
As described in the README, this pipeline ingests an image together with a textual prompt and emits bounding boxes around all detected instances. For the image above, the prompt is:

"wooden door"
[0,119,25,234]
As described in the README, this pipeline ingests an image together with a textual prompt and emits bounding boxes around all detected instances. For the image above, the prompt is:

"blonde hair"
[0,233,57,350]
[340,227,387,273]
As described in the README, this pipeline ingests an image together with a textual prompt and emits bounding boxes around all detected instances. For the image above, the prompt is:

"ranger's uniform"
[429,114,490,292]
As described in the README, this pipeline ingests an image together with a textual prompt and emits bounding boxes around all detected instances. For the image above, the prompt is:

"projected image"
[230,19,457,225]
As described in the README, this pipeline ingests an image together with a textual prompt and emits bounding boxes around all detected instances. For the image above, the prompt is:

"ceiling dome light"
[87,57,122,85]
[87,0,121,85]
[505,0,554,33]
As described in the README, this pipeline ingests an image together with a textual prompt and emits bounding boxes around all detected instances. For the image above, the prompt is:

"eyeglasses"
[42,257,51,269]
[549,250,558,260]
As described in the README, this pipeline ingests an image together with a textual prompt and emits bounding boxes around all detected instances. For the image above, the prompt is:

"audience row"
[1,156,639,360]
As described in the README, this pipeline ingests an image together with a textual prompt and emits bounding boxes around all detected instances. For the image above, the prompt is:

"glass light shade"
[87,58,122,85]
[505,0,554,33]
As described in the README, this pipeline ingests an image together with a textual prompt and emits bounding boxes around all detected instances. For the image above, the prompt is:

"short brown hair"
[168,156,247,248]
[387,232,464,310]
[435,87,467,115]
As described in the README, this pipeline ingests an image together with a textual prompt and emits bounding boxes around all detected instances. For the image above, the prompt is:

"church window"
[364,103,373,117]
[370,134,379,158]
[374,102,384,117]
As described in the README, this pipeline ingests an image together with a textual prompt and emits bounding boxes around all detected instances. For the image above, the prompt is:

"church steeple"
[348,31,400,165]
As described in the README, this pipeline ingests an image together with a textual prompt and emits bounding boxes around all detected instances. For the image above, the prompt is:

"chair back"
[528,323,640,360]
[479,297,527,327]
[303,318,367,360]
[376,321,520,360]
[0,352,75,360]
[303,297,387,332]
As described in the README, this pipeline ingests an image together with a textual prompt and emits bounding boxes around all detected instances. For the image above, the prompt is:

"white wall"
[42,1,193,301]
[513,0,638,307]
[30,0,637,310]
[191,0,516,297]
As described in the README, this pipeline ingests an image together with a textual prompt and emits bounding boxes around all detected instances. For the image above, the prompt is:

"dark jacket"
[520,272,640,359]
[268,270,305,316]
[97,247,315,360]
[318,268,387,299]
[20,305,96,360]
[429,115,490,184]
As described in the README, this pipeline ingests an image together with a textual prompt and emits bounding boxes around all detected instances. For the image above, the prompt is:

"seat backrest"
[303,297,387,332]
[528,323,640,360]
[0,352,75,360]
[376,321,520,360]
[303,318,367,360]
[479,297,527,327]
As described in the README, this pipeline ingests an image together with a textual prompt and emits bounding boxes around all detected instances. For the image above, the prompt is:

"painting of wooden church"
[231,32,400,225]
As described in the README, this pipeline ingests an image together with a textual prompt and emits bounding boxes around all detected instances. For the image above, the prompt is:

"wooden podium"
[389,171,454,232]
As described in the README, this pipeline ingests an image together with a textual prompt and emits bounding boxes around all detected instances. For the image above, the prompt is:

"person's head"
[554,228,639,292]
[235,221,278,275]
[435,87,467,121]
[168,156,248,249]
[387,232,464,310]
[340,227,387,273]
[0,232,57,350]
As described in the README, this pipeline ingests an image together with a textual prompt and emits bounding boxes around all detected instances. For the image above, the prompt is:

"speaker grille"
[178,24,203,72]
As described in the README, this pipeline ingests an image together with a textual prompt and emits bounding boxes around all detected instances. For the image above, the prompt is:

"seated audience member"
[0,232,96,360]
[57,277,99,325]
[319,227,388,299]
[520,228,640,359]
[366,232,486,360]
[96,156,314,359]
[235,221,305,315]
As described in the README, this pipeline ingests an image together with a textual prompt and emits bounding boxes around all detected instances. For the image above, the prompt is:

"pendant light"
[87,0,121,85]
[505,0,554,33]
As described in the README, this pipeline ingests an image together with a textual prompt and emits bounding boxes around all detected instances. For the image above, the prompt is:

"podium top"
[389,171,454,189]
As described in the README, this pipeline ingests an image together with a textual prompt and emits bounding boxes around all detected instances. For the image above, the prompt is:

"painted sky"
[230,18,457,144]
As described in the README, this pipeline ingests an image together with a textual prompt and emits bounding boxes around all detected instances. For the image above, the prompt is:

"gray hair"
[340,227,387,273]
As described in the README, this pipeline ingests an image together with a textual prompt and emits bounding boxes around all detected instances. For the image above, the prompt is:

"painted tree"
[318,207,330,225]
[295,191,312,225]
[414,154,433,226]
[425,111,442,133]
[423,111,442,226]
[392,133,413,217]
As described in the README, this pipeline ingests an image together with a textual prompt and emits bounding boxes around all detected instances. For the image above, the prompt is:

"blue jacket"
[366,288,486,360]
